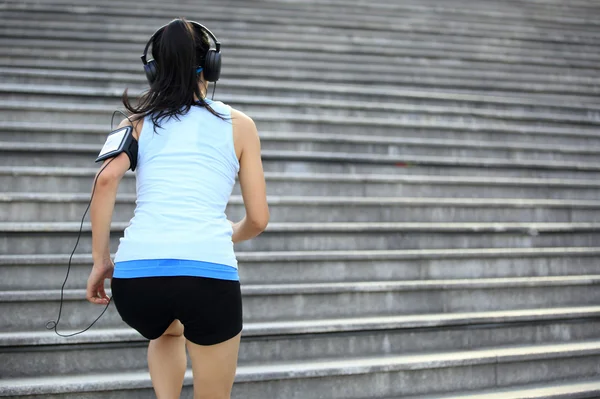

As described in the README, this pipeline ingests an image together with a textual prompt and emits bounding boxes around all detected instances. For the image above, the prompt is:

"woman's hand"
[86,259,114,305]
[229,220,242,243]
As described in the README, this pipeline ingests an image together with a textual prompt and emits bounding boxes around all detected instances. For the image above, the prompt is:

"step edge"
[2,341,600,395]
[2,306,600,346]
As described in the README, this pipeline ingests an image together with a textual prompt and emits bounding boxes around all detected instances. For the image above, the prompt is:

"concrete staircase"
[1,0,600,397]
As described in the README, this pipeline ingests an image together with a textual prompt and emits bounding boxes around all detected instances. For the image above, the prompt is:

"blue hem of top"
[113,259,239,281]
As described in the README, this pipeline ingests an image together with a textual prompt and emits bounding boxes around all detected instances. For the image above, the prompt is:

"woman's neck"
[193,82,208,101]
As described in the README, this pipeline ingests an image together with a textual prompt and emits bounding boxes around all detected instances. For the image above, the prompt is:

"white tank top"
[114,99,239,270]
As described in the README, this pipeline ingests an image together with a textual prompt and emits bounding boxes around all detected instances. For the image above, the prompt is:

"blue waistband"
[113,259,239,281]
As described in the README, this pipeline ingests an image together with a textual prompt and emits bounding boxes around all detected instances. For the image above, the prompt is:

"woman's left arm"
[87,119,138,304]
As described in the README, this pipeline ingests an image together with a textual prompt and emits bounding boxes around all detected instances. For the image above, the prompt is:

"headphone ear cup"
[203,49,221,82]
[144,60,158,84]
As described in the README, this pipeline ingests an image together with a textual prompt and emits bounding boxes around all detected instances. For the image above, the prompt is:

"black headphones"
[140,20,222,84]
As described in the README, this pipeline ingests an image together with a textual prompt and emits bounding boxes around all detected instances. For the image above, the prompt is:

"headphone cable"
[47,111,132,337]
[46,157,116,337]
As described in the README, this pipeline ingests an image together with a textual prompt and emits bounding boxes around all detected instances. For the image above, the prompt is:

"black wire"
[46,116,127,337]
[46,111,131,337]
[111,110,133,130]
[212,82,217,99]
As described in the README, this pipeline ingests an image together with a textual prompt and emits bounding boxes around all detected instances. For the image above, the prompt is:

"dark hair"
[122,17,225,133]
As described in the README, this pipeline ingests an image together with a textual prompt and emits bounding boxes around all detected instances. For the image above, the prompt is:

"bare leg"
[148,319,186,399]
[186,333,241,399]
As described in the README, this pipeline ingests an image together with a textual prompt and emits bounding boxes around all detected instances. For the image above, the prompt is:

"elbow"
[95,170,120,189]
[248,212,269,233]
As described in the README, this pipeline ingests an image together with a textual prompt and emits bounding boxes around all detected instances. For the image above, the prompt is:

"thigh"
[174,277,243,346]
[111,277,175,340]
[186,332,241,399]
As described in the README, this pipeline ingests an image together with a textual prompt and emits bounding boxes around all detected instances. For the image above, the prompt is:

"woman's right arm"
[230,109,269,243]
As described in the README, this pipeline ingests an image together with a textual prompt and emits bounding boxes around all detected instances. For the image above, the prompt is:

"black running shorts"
[111,276,243,346]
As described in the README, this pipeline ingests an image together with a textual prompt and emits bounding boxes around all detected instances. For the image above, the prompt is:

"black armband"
[95,126,139,171]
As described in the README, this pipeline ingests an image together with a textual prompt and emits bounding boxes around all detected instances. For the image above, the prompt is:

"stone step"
[311,0,598,10]
[8,4,598,48]
[5,89,600,149]
[2,98,600,132]
[2,221,599,254]
[3,307,600,378]
[3,167,599,200]
[8,0,600,30]
[6,21,600,70]
[2,276,600,330]
[5,6,600,49]
[2,341,600,398]
[5,37,600,84]
[4,96,600,134]
[3,122,600,165]
[4,192,600,223]
[3,142,600,179]
[3,38,600,95]
[0,62,598,108]
[2,247,598,289]
[3,65,599,106]
[4,81,600,125]
[7,0,597,20]
[7,127,600,169]
[6,0,600,46]
[275,0,600,21]
[9,0,600,21]
[3,26,599,82]
[402,379,600,399]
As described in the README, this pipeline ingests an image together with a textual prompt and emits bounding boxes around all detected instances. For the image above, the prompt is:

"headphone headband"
[140,20,221,66]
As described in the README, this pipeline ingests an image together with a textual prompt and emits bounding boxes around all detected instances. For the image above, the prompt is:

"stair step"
[2,276,600,331]
[3,55,600,99]
[401,379,600,398]
[5,306,600,345]
[2,341,600,398]
[8,0,600,35]
[5,43,600,90]
[3,32,600,83]
[6,112,600,148]
[5,0,600,46]
[3,72,600,108]
[4,81,600,123]
[3,307,600,378]
[1,248,599,289]
[1,221,598,254]
[5,120,600,164]
[3,192,600,223]
[253,0,600,22]
[2,167,599,200]
[3,98,600,130]
[3,142,600,179]
[4,17,600,65]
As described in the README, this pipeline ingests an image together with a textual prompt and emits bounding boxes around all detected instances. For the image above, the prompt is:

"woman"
[85,18,269,399]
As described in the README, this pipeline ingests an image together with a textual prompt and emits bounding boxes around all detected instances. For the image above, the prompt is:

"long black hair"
[123,17,226,133]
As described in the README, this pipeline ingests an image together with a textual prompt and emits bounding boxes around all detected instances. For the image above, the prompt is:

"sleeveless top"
[113,99,240,280]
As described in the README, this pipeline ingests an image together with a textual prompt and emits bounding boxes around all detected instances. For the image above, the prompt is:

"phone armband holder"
[95,126,139,171]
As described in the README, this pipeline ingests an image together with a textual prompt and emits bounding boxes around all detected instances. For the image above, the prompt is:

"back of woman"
[115,100,240,273]
[85,17,269,399]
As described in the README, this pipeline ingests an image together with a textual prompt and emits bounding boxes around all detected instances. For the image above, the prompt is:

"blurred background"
[1,0,600,397]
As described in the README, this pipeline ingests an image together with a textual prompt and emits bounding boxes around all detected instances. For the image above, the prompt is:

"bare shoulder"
[117,114,144,140]
[230,107,257,131]
[230,107,258,141]
[229,107,259,159]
